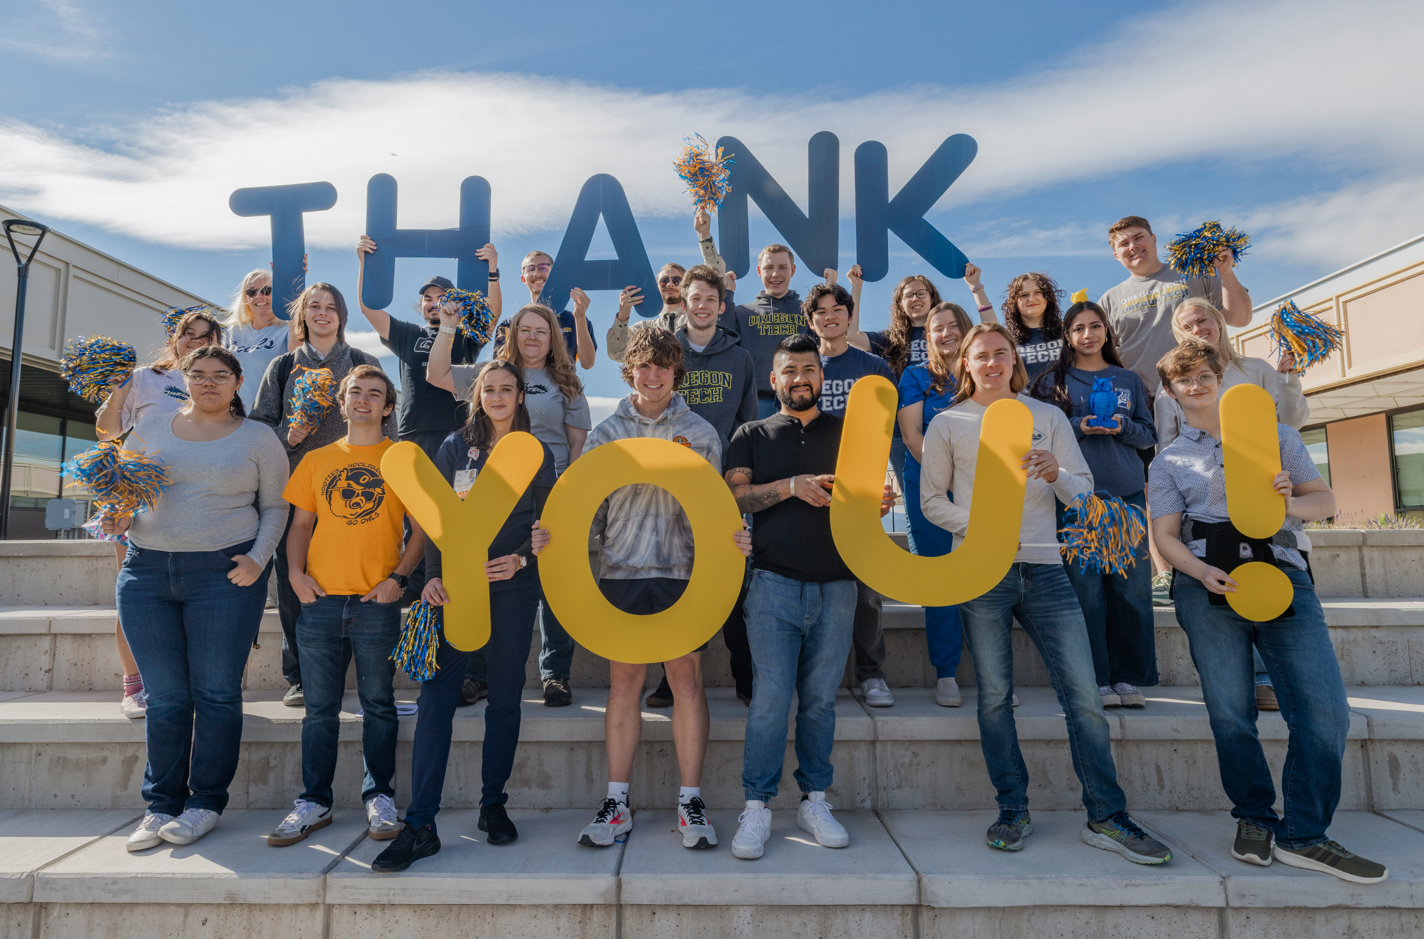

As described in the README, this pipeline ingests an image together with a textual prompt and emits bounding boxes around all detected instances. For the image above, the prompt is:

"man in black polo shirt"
[723,333,882,862]
[354,236,496,458]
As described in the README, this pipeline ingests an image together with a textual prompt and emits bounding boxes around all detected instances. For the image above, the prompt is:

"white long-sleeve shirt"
[1154,355,1309,450]
[920,394,1094,565]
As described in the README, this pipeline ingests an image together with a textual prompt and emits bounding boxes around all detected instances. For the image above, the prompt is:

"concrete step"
[9,595,1424,695]
[2,686,1423,815]
[0,807,1420,938]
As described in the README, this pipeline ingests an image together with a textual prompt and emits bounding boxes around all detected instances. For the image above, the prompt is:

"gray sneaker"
[1082,812,1172,864]
[1113,683,1146,708]
[1274,839,1389,884]
[934,677,963,707]
[1232,819,1274,866]
[986,808,1032,852]
[1099,685,1121,708]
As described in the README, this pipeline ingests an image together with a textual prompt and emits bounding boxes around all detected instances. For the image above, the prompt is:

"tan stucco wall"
[1326,414,1395,521]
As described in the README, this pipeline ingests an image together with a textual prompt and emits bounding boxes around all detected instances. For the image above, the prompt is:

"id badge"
[453,468,476,499]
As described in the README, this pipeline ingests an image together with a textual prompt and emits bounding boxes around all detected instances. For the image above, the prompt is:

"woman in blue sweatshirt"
[1028,300,1158,709]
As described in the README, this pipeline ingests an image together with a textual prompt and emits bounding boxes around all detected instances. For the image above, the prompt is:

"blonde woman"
[224,270,298,410]
[1154,297,1308,449]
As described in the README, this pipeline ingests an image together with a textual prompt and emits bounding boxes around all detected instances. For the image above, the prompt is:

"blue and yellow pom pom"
[60,336,137,403]
[288,367,336,436]
[1167,221,1251,279]
[674,135,734,212]
[443,288,496,345]
[1269,299,1344,373]
[62,439,170,519]
[161,305,219,340]
[392,601,441,682]
[1059,492,1146,577]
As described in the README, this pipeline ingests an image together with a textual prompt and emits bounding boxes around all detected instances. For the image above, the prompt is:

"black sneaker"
[1274,839,1389,884]
[1232,819,1274,866]
[1082,811,1173,864]
[371,822,440,873]
[283,684,304,708]
[543,676,572,707]
[645,673,674,708]
[735,681,753,706]
[457,678,488,707]
[478,803,519,846]
[986,808,1032,851]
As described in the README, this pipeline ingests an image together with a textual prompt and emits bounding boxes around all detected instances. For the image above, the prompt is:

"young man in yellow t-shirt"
[267,365,425,848]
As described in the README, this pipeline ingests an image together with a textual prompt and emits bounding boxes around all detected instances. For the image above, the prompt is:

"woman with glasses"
[224,270,298,411]
[94,309,222,719]
[491,251,597,368]
[110,345,290,852]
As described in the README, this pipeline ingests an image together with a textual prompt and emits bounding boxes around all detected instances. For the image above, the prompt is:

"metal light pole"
[0,219,51,540]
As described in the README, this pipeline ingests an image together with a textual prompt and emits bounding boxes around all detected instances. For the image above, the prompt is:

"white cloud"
[0,0,1420,269]
[0,0,106,61]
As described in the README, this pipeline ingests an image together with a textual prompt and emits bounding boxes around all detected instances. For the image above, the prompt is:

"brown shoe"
[543,676,572,707]
[1256,684,1280,711]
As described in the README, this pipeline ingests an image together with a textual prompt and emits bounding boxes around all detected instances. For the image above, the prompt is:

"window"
[1390,409,1424,510]
[1300,427,1330,487]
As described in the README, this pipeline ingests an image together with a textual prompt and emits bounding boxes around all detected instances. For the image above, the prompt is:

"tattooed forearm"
[723,468,790,514]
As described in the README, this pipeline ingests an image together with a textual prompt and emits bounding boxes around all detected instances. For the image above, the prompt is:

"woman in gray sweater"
[249,283,387,705]
[110,346,290,853]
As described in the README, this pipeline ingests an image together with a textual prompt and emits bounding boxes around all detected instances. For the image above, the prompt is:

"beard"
[776,383,819,411]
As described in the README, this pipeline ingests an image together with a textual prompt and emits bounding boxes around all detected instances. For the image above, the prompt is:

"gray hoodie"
[249,341,389,470]
[587,393,722,580]
[676,326,758,462]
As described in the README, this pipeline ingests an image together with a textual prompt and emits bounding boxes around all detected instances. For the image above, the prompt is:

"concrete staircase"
[0,534,1422,937]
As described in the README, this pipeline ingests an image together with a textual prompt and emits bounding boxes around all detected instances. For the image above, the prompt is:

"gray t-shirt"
[225,321,291,410]
[1097,264,1226,395]
[125,414,291,566]
[451,364,591,474]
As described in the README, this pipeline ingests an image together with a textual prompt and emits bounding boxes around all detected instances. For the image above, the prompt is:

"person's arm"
[426,302,460,393]
[1268,361,1311,429]
[94,370,137,439]
[919,419,969,537]
[248,356,286,433]
[569,289,595,368]
[606,285,644,364]
[735,353,759,429]
[843,264,871,352]
[1214,250,1252,328]
[1153,392,1182,451]
[724,465,831,514]
[477,243,501,320]
[354,236,393,339]
[285,507,325,603]
[1043,412,1095,505]
[1116,373,1158,450]
[694,206,725,274]
[1152,511,1236,593]
[898,402,926,464]
[964,262,997,324]
[363,515,424,603]
[565,425,588,464]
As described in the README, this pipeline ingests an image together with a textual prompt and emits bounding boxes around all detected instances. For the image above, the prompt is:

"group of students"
[98,210,1386,886]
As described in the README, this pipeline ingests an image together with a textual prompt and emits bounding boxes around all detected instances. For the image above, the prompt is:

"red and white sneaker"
[578,798,632,847]
[678,796,718,849]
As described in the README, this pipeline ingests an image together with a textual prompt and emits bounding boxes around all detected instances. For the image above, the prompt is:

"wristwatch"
[517,554,528,570]
[389,572,409,589]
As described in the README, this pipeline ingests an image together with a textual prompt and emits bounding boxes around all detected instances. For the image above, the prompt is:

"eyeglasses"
[245,286,273,298]
[1171,374,1218,390]
[659,276,683,286]
[903,289,930,301]
[186,371,235,386]
[516,326,551,339]
[522,263,552,274]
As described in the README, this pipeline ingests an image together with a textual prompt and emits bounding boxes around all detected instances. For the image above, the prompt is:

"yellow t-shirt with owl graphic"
[284,438,406,596]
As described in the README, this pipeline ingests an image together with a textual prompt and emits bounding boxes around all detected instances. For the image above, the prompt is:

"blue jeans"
[1173,567,1347,849]
[756,395,778,420]
[959,563,1127,820]
[1060,491,1157,688]
[904,472,962,679]
[407,584,539,832]
[295,594,401,807]
[467,592,572,683]
[741,570,856,801]
[115,539,268,815]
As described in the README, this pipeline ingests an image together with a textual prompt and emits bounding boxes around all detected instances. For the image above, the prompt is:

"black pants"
[721,566,753,693]
[274,512,302,687]
[852,578,886,683]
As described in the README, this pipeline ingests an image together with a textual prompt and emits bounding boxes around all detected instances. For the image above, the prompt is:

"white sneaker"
[1113,682,1146,708]
[934,677,962,707]
[267,799,331,846]
[1100,685,1121,708]
[1012,691,1020,707]
[678,796,717,849]
[120,689,148,720]
[861,678,895,707]
[797,792,849,848]
[731,801,772,859]
[158,808,219,846]
[126,813,174,852]
[366,793,401,840]
[577,798,632,847]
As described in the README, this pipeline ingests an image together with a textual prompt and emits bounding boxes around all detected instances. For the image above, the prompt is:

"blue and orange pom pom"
[1059,491,1146,577]
[1270,299,1344,373]
[62,439,170,519]
[288,367,336,436]
[674,135,734,212]
[1167,221,1251,279]
[392,601,441,682]
[443,288,496,345]
[60,336,137,403]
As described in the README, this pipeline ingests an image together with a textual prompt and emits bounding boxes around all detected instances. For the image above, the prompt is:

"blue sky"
[1,0,1421,401]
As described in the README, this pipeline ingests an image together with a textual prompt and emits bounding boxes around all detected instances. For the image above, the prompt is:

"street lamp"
[0,219,51,540]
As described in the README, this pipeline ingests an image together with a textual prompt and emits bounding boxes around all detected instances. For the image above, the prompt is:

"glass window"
[1391,410,1424,510]
[0,411,63,503]
[1300,427,1330,487]
[61,421,99,501]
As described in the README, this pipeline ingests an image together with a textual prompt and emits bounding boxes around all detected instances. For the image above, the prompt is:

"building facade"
[1232,233,1424,523]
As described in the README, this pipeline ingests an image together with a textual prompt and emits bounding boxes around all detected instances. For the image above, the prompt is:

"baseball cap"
[419,276,454,295]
